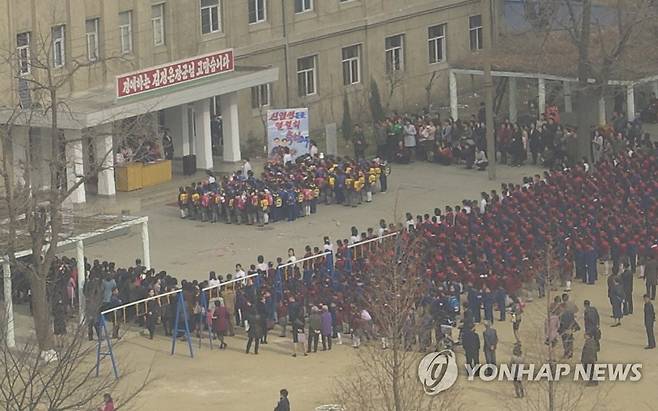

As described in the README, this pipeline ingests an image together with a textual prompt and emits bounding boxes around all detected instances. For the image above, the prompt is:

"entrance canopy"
[0,65,278,130]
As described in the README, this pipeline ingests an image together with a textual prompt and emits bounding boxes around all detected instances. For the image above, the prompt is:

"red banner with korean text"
[116,49,235,98]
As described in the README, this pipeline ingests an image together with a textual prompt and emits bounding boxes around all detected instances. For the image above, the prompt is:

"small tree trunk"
[31,274,54,352]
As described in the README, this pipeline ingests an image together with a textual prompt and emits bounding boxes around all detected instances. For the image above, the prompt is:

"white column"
[449,70,458,120]
[76,241,86,324]
[95,129,115,196]
[652,81,658,97]
[598,95,607,125]
[538,78,546,117]
[65,129,86,204]
[508,77,518,123]
[563,81,573,113]
[3,260,15,348]
[11,126,28,187]
[221,92,241,162]
[164,106,190,158]
[626,84,635,121]
[193,99,213,169]
[141,220,151,270]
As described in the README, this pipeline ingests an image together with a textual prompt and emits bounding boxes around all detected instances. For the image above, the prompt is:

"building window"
[152,4,165,46]
[248,0,266,24]
[342,44,360,86]
[251,84,271,109]
[16,32,30,75]
[201,0,220,34]
[297,55,317,97]
[469,15,483,51]
[294,0,312,13]
[52,25,65,68]
[85,19,100,61]
[119,11,133,54]
[385,34,404,73]
[428,24,446,64]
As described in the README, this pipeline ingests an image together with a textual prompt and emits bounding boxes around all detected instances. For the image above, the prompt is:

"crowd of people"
[376,106,656,174]
[176,155,389,226]
[4,110,657,399]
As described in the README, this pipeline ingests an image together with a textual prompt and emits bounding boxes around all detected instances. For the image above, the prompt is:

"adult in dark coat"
[462,325,480,369]
[621,267,634,315]
[611,278,625,326]
[245,307,263,354]
[645,256,657,300]
[644,295,656,349]
[583,300,601,351]
[274,389,290,411]
[581,333,599,386]
[482,321,498,366]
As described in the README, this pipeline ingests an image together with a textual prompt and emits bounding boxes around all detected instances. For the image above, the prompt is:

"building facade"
[0,0,491,203]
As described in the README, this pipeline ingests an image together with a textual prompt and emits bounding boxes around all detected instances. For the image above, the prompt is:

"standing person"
[644,294,656,349]
[320,305,333,351]
[212,300,229,349]
[288,297,307,357]
[510,343,525,398]
[403,119,417,161]
[510,297,523,341]
[592,130,604,163]
[558,305,580,359]
[53,294,67,346]
[245,306,262,355]
[274,389,290,411]
[581,332,599,386]
[162,129,174,160]
[308,306,322,353]
[482,321,498,367]
[462,324,480,369]
[621,265,634,315]
[611,277,625,327]
[144,289,158,339]
[645,254,657,300]
[583,300,601,351]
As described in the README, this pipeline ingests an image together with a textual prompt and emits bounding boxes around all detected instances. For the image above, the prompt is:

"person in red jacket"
[98,393,114,411]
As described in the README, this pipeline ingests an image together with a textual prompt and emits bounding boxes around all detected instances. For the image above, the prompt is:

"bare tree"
[0,306,151,411]
[335,230,462,411]
[0,28,153,354]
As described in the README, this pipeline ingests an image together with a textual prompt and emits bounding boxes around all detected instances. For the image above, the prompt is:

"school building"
[0,0,499,203]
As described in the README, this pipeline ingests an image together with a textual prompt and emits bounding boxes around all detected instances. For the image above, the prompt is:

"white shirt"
[310,145,319,157]
[208,175,216,185]
[479,199,487,215]
[361,309,372,321]
[283,153,293,164]
[208,278,220,288]
[349,235,360,245]
[287,256,297,265]
[242,162,252,175]
[235,269,246,285]
[256,262,268,273]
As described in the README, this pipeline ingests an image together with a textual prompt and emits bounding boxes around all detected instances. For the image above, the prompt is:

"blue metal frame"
[170,291,194,357]
[95,314,119,379]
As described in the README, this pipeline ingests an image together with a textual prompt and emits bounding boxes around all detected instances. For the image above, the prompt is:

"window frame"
[200,0,221,34]
[428,24,446,64]
[251,84,271,109]
[152,3,166,46]
[341,44,361,86]
[297,55,317,97]
[248,0,266,24]
[52,25,66,68]
[385,34,404,73]
[119,10,133,55]
[85,18,100,62]
[469,15,483,51]
[294,0,313,14]
[16,32,31,75]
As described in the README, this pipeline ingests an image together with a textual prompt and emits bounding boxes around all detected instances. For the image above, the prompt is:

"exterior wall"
[0,0,487,149]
